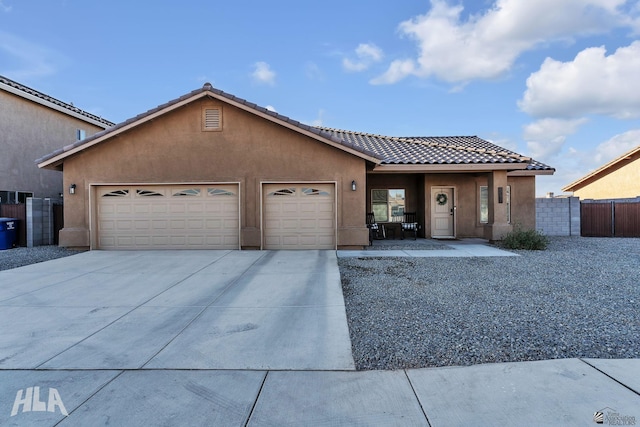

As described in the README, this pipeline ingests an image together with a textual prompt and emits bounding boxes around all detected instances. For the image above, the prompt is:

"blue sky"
[2,0,640,196]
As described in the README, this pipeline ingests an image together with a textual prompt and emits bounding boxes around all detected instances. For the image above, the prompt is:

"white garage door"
[263,183,335,250]
[96,184,239,249]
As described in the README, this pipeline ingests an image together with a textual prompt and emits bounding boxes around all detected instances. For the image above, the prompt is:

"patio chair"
[366,212,385,245]
[401,212,420,240]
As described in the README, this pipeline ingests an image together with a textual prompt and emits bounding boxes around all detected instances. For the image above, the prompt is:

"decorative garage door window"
[208,188,235,196]
[102,189,129,197]
[173,188,201,197]
[268,188,296,196]
[136,189,164,197]
[302,187,330,196]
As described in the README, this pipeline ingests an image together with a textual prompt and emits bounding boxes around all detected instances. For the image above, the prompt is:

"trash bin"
[0,218,19,250]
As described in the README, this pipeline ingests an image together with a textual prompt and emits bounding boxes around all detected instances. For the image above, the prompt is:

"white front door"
[431,187,455,238]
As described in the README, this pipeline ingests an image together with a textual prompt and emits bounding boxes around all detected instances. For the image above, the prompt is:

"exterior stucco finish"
[60,98,369,249]
[572,157,640,200]
[0,90,106,199]
[365,173,536,239]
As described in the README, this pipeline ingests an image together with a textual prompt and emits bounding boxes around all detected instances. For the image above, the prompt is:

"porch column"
[484,170,512,241]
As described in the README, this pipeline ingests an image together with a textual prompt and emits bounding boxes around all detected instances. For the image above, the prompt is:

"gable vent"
[203,108,222,131]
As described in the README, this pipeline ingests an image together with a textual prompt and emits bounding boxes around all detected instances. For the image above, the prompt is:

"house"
[36,83,554,250]
[0,75,114,203]
[562,145,640,199]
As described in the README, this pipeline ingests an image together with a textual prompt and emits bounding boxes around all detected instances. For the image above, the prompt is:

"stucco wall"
[366,173,536,238]
[573,155,640,199]
[0,90,106,199]
[60,98,369,248]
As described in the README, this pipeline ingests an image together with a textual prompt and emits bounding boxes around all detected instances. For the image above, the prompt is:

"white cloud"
[251,61,276,86]
[305,62,324,80]
[0,1,11,12]
[591,129,640,164]
[0,31,60,79]
[265,105,277,113]
[373,0,634,85]
[342,43,383,72]
[312,109,325,127]
[519,42,640,119]
[523,117,588,161]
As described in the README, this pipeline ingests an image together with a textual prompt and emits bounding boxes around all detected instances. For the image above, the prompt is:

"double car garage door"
[96,183,335,250]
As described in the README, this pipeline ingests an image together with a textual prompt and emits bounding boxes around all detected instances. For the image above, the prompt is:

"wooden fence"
[0,204,27,246]
[53,203,63,245]
[581,200,640,237]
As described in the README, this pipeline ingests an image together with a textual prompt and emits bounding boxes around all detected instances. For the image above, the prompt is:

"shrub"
[500,225,549,250]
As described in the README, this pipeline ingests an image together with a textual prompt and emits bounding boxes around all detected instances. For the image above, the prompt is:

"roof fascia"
[562,146,640,191]
[1,81,111,129]
[372,163,529,173]
[508,169,555,176]
[204,92,381,164]
[39,89,382,169]
[38,91,211,169]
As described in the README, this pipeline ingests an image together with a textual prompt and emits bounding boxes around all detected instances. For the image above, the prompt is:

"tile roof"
[0,74,115,128]
[36,83,553,173]
[318,129,553,171]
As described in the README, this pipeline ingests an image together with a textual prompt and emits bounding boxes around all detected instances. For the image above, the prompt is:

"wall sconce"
[351,180,357,191]
[69,184,76,195]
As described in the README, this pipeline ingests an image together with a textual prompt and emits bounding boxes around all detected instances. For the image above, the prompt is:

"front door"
[431,187,455,238]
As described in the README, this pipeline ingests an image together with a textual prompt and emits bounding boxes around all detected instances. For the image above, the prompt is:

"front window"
[372,189,405,222]
[480,185,511,224]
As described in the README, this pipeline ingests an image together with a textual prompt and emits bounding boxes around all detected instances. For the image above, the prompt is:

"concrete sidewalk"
[1,359,638,425]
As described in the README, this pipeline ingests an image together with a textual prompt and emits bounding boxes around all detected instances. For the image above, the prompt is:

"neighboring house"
[37,83,554,250]
[563,145,640,199]
[0,75,114,203]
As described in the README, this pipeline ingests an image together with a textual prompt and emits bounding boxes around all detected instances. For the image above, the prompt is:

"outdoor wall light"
[351,180,357,191]
[69,184,76,195]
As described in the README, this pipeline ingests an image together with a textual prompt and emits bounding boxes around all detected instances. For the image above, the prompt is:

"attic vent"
[203,108,222,131]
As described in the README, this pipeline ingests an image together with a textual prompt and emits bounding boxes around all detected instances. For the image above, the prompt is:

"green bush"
[500,225,549,250]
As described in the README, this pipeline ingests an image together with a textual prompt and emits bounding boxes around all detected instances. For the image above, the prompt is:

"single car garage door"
[96,184,239,249]
[263,183,335,249]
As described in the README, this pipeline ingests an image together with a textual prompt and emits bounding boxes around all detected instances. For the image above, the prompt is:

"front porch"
[365,171,535,242]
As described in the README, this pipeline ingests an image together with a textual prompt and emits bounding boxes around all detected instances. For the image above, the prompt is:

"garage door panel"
[97,185,239,250]
[263,184,335,250]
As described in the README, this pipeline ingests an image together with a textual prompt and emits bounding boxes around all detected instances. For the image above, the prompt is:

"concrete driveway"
[0,250,355,371]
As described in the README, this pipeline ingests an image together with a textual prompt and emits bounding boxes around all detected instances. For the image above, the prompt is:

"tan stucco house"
[563,145,640,199]
[1,75,114,203]
[37,84,553,250]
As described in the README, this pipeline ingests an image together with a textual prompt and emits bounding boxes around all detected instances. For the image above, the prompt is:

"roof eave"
[563,146,640,191]
[1,80,113,129]
[509,169,555,176]
[371,163,530,173]
[38,87,383,169]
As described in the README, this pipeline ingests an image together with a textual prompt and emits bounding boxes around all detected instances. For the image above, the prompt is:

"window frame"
[479,185,511,224]
[371,188,406,222]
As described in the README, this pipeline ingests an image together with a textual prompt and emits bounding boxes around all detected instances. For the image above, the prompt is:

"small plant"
[500,225,549,250]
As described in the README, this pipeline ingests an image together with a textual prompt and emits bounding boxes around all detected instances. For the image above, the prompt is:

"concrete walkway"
[0,250,638,426]
[338,238,519,258]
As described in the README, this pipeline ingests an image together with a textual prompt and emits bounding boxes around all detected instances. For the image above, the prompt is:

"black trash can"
[0,218,19,250]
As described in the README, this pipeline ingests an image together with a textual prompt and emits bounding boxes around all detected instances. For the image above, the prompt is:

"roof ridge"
[0,74,115,127]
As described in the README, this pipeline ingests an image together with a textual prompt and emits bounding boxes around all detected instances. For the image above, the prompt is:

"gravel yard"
[0,246,80,271]
[339,237,640,370]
